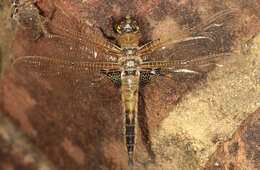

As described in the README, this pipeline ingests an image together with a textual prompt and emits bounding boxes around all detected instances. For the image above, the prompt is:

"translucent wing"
[139,8,240,62]
[189,8,240,38]
[13,5,122,83]
[29,35,119,63]
[13,55,120,80]
[140,52,235,72]
[139,36,215,61]
[138,8,239,88]
[40,8,121,60]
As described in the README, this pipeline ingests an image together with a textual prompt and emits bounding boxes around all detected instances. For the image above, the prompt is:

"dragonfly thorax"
[120,59,141,70]
[119,47,141,71]
[117,33,139,48]
[121,48,138,56]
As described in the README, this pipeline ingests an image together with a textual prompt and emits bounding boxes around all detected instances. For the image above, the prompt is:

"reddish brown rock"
[205,108,260,170]
[0,0,259,170]
[0,136,37,170]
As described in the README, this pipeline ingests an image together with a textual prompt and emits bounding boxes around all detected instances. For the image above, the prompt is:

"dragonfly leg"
[99,27,116,41]
[99,27,122,51]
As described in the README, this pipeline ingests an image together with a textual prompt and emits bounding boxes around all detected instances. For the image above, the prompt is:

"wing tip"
[11,56,35,68]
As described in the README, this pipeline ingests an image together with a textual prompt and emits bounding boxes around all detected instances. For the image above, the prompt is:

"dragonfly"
[12,2,239,165]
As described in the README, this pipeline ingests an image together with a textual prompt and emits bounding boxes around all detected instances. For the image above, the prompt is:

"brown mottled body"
[118,32,141,164]
[121,73,140,165]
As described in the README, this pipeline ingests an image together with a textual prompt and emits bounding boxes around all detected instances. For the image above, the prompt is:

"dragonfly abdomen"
[121,71,140,165]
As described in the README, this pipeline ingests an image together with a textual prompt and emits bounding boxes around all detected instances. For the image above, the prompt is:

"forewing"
[12,5,122,84]
[35,35,119,62]
[140,36,216,62]
[190,8,240,38]
[41,8,121,60]
[139,8,240,62]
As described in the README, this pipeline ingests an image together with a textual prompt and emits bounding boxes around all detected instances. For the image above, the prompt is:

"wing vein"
[140,52,235,70]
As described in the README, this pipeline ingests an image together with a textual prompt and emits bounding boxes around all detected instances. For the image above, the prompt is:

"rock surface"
[0,0,259,170]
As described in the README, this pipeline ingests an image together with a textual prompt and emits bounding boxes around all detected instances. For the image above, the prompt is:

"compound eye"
[135,25,140,32]
[116,25,121,33]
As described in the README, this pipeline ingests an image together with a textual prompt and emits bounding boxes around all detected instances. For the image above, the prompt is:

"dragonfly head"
[116,15,140,34]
